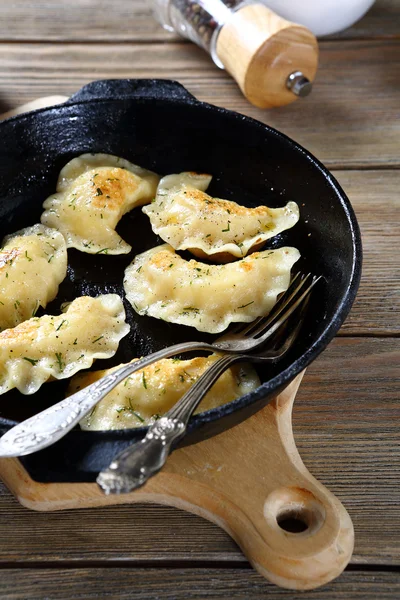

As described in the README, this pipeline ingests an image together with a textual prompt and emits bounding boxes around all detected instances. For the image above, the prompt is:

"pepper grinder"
[152,0,318,108]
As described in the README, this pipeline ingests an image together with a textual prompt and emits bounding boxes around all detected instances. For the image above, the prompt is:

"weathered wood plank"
[0,337,398,565]
[0,41,398,168]
[0,0,176,43]
[0,567,399,599]
[0,0,398,42]
[335,170,400,336]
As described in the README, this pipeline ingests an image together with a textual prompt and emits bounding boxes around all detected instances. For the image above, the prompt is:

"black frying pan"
[0,79,362,482]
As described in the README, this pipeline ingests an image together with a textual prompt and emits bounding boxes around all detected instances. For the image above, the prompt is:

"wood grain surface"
[0,0,398,42]
[334,171,400,336]
[0,0,399,596]
[1,568,399,599]
[0,40,399,168]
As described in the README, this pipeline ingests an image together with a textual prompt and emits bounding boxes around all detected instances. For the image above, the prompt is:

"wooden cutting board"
[0,97,354,592]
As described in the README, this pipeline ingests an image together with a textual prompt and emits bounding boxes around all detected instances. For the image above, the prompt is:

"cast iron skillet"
[0,79,361,482]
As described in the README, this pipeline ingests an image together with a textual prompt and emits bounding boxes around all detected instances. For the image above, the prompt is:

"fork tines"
[238,272,320,340]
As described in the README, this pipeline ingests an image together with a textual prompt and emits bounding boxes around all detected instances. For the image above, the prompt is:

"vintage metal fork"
[0,273,319,458]
[97,302,309,494]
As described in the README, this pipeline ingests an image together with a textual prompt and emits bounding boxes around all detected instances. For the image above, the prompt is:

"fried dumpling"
[143,172,299,262]
[0,224,67,331]
[0,294,129,395]
[41,153,159,254]
[124,243,300,333]
[72,354,260,431]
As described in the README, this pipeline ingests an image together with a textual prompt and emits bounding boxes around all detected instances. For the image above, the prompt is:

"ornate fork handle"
[97,354,247,494]
[98,287,312,494]
[0,341,213,458]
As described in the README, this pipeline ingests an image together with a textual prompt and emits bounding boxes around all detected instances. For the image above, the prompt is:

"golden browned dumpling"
[143,172,299,262]
[72,355,260,430]
[124,243,300,333]
[41,153,159,254]
[0,224,67,331]
[0,294,129,395]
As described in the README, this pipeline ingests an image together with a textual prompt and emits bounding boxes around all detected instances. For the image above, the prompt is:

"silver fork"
[0,273,319,458]
[97,304,308,495]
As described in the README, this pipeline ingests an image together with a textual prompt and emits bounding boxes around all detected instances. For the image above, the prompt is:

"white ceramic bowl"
[264,0,376,36]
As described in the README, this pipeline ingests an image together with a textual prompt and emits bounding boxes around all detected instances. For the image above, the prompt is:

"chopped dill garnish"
[23,357,38,366]
[142,371,147,389]
[55,352,64,371]
[128,399,145,422]
[56,319,67,332]
[181,307,199,315]
[237,301,254,309]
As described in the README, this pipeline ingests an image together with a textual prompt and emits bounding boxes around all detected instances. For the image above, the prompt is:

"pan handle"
[65,79,198,104]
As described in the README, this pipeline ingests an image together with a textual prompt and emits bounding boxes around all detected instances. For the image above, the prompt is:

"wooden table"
[0,1,399,598]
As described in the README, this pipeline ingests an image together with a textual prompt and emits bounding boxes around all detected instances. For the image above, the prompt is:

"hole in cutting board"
[264,486,326,537]
[277,511,309,533]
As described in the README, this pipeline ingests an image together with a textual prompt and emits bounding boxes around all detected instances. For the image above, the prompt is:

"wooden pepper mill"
[152,0,319,108]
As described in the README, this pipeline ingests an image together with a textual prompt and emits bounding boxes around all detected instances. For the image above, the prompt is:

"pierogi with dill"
[72,355,260,430]
[41,153,159,255]
[0,294,129,395]
[123,243,300,334]
[143,172,299,262]
[0,224,67,331]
